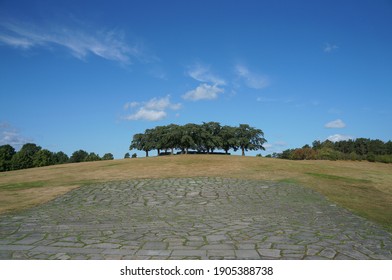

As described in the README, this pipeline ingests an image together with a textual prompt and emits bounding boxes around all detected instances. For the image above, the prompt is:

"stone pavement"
[0,177,391,260]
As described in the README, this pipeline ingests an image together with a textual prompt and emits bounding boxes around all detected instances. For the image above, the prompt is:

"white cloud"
[274,141,288,147]
[124,108,167,121]
[325,119,346,128]
[0,34,34,49]
[124,95,181,121]
[327,134,353,142]
[144,96,181,111]
[262,141,288,154]
[0,122,31,149]
[263,143,273,149]
[124,101,140,110]
[0,21,143,63]
[235,64,269,89]
[182,83,224,101]
[187,63,225,85]
[323,43,338,53]
[184,63,226,101]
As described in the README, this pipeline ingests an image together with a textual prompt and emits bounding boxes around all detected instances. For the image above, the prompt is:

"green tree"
[235,124,266,156]
[69,150,88,163]
[33,149,54,167]
[130,133,153,157]
[386,141,392,154]
[200,122,222,153]
[102,153,114,160]
[85,152,100,161]
[334,140,355,154]
[124,152,130,159]
[162,124,181,154]
[317,147,341,160]
[52,151,69,164]
[219,125,238,154]
[354,138,369,156]
[148,126,165,155]
[11,143,42,170]
[0,144,16,171]
[321,140,334,149]
[179,123,198,154]
[277,149,294,159]
[312,140,322,150]
[368,139,386,155]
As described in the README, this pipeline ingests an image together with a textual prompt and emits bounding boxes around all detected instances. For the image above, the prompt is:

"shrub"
[367,153,376,162]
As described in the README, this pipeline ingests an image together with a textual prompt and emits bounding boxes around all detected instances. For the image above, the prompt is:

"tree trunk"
[145,150,149,157]
[157,149,160,156]
[241,147,245,156]
[186,147,188,154]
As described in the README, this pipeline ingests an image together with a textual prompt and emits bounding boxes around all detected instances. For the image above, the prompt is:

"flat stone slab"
[0,177,391,260]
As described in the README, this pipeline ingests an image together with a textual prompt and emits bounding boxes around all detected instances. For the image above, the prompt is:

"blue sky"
[1,0,391,158]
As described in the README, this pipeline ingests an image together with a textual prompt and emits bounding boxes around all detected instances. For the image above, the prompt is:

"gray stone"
[137,250,172,256]
[207,250,236,257]
[0,177,391,260]
[171,250,207,257]
[319,248,337,259]
[258,249,281,258]
[142,242,167,250]
[235,249,260,259]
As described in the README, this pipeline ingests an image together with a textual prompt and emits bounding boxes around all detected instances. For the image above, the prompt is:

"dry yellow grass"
[1,155,391,231]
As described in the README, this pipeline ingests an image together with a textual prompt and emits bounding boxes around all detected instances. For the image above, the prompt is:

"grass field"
[0,155,391,232]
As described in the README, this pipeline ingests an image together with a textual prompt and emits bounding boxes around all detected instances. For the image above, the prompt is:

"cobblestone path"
[1,177,391,260]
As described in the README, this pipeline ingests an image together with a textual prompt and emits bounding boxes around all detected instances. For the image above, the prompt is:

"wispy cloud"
[183,63,225,101]
[187,63,226,86]
[235,64,269,89]
[263,141,288,154]
[0,122,31,150]
[123,101,140,110]
[182,83,224,101]
[327,134,353,142]
[325,119,346,128]
[0,21,144,63]
[323,43,338,53]
[123,95,181,121]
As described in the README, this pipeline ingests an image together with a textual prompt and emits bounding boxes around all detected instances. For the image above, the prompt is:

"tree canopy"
[130,122,267,157]
[271,138,392,163]
[0,143,114,172]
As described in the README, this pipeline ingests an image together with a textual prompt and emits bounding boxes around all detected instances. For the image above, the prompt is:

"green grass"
[305,172,372,184]
[0,181,47,191]
[0,155,391,232]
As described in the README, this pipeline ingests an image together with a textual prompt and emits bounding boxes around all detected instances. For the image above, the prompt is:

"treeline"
[130,122,266,157]
[0,143,114,172]
[269,138,392,163]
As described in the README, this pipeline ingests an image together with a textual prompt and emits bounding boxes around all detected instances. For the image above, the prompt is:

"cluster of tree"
[130,122,266,157]
[268,138,392,163]
[69,149,114,163]
[124,152,137,159]
[0,143,114,172]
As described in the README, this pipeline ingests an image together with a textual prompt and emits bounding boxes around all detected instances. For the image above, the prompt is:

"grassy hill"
[1,155,391,231]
